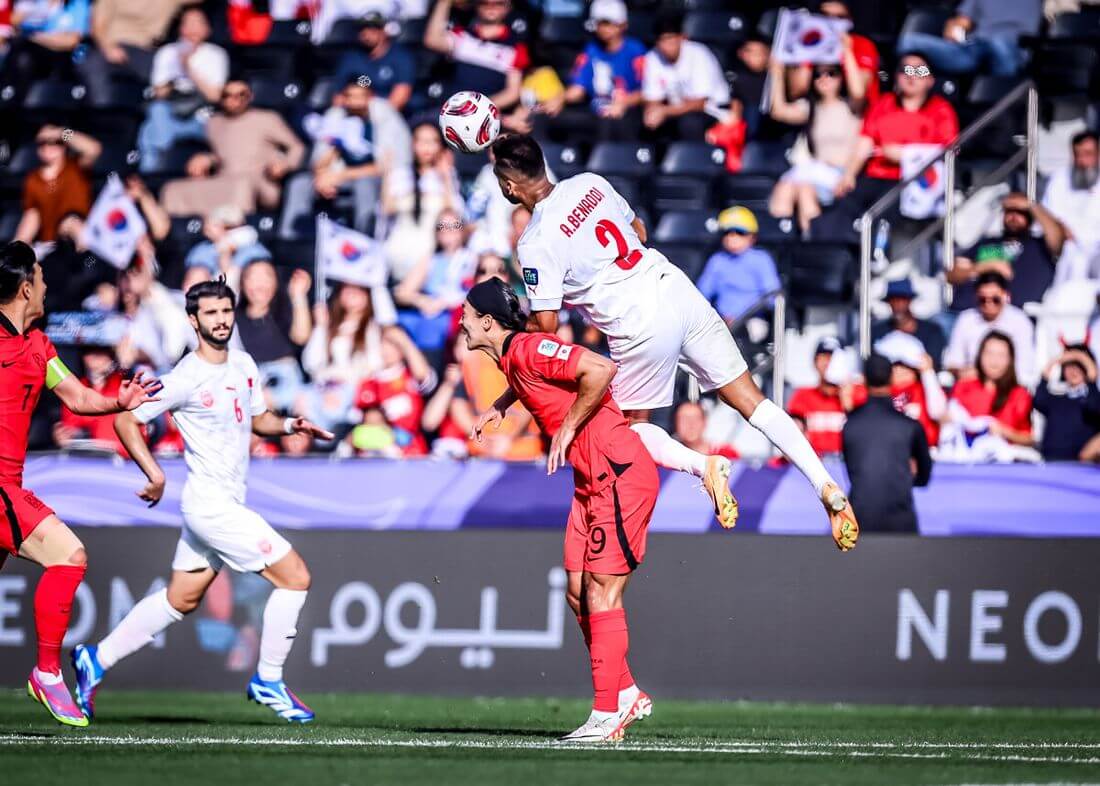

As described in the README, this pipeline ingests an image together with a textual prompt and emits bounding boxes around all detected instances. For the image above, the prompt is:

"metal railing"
[687,288,787,407]
[857,80,1039,357]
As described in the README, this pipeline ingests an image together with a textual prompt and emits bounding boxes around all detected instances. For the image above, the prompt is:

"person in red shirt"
[786,338,867,455]
[0,241,160,727]
[788,1,881,108]
[947,330,1034,445]
[463,277,657,743]
[835,53,959,202]
[672,401,738,460]
[54,345,130,456]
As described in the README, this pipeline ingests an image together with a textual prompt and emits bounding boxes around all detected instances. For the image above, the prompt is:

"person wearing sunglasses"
[944,271,1036,385]
[834,54,958,211]
[696,206,781,327]
[786,1,880,107]
[14,124,101,244]
[897,0,1040,78]
[767,51,865,235]
[949,192,1066,314]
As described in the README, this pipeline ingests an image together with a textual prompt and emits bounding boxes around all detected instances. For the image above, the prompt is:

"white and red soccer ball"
[439,91,501,154]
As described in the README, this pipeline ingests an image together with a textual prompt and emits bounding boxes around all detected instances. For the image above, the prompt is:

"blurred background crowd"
[2,0,1100,466]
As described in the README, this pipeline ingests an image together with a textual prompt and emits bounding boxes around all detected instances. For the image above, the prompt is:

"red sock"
[577,614,634,692]
[34,565,86,674]
[588,609,629,713]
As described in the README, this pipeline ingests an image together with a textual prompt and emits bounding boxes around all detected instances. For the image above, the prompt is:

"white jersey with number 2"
[517,171,747,410]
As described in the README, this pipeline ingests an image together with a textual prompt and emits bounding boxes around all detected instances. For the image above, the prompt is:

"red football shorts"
[0,485,54,556]
[563,459,659,575]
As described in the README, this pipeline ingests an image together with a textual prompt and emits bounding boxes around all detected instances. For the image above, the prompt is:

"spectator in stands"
[950,192,1064,312]
[944,271,1036,384]
[78,0,197,105]
[726,33,770,140]
[421,358,476,458]
[280,77,411,238]
[696,206,780,325]
[787,337,867,455]
[875,329,946,447]
[767,52,865,235]
[183,204,269,291]
[40,212,114,313]
[53,342,128,455]
[641,12,729,142]
[15,124,100,243]
[236,260,312,413]
[333,7,414,112]
[161,79,305,217]
[897,0,1040,77]
[424,0,527,129]
[943,330,1035,454]
[672,401,738,460]
[871,278,948,369]
[788,1,880,107]
[842,353,931,533]
[350,332,436,457]
[537,0,645,142]
[0,0,89,92]
[834,55,958,213]
[1040,130,1100,282]
[381,122,464,281]
[1034,344,1100,461]
[137,7,228,173]
[227,0,313,46]
[395,207,477,369]
[113,252,192,370]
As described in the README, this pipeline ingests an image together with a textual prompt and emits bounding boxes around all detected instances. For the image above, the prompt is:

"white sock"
[97,588,184,670]
[257,588,308,682]
[618,683,639,708]
[34,667,63,685]
[591,709,618,722]
[748,399,834,496]
[631,422,708,477]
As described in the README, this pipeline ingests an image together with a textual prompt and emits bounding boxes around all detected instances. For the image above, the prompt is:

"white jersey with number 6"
[517,172,748,410]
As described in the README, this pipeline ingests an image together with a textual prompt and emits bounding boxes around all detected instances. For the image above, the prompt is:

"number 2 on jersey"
[595,219,642,271]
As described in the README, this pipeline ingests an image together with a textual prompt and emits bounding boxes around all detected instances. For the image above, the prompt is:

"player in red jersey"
[0,242,161,726]
[461,278,658,743]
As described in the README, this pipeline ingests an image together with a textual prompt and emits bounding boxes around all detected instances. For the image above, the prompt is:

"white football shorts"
[608,257,749,410]
[172,500,292,573]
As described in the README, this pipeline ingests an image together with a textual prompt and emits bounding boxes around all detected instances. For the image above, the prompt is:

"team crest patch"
[523,268,539,286]
[537,339,560,357]
[200,390,214,408]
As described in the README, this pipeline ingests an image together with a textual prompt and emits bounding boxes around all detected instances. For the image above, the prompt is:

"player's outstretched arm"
[547,349,617,476]
[114,411,167,507]
[54,371,162,416]
[251,411,335,441]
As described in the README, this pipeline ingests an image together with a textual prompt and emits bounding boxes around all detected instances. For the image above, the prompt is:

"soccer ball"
[439,91,501,154]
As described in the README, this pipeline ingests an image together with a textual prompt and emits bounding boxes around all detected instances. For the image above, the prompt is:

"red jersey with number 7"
[499,331,655,496]
[0,314,70,485]
[517,172,660,342]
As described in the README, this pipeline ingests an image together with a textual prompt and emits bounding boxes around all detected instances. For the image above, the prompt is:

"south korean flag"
[80,174,147,269]
[900,145,947,220]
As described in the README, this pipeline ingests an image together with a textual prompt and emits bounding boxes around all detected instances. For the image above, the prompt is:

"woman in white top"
[381,122,465,281]
[767,48,866,235]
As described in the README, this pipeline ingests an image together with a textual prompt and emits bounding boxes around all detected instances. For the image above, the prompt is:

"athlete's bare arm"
[54,371,161,416]
[251,411,334,441]
[631,216,647,244]
[114,410,167,507]
[530,310,559,334]
[547,349,617,476]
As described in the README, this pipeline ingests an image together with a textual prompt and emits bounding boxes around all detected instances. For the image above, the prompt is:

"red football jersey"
[0,317,68,485]
[499,332,649,495]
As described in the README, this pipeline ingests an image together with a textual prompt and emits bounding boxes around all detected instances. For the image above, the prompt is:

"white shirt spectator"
[642,40,729,117]
[944,304,1037,385]
[1041,167,1100,280]
[150,40,229,93]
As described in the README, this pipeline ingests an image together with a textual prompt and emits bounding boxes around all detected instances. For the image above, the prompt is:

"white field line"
[1,735,1100,765]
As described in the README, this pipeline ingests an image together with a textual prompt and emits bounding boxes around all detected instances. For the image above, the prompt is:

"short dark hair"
[1072,130,1098,148]
[0,241,37,303]
[491,134,546,180]
[975,270,1009,291]
[864,354,893,388]
[185,277,237,316]
[653,12,684,37]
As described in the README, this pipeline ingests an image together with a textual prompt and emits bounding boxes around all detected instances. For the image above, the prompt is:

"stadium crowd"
[2,0,1100,465]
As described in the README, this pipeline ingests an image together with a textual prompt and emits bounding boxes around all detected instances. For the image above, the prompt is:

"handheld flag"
[80,174,147,269]
[773,9,851,65]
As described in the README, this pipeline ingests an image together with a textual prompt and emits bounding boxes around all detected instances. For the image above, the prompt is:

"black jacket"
[1033,379,1100,461]
[842,395,932,533]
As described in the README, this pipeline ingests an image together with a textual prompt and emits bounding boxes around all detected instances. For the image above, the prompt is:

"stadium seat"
[308,77,338,111]
[654,209,718,246]
[250,79,305,113]
[754,214,797,245]
[654,244,709,281]
[453,148,489,181]
[322,18,362,47]
[1047,9,1100,41]
[1031,43,1098,98]
[541,142,587,180]
[756,8,779,40]
[654,142,726,212]
[398,17,427,46]
[140,139,211,177]
[660,142,727,178]
[23,80,83,127]
[246,212,280,246]
[91,142,138,177]
[898,6,953,38]
[264,19,312,47]
[784,242,856,308]
[738,142,789,177]
[539,15,586,46]
[683,11,747,48]
[231,45,299,82]
[683,0,730,11]
[603,174,645,214]
[717,174,778,210]
[7,144,39,176]
[587,142,656,179]
[629,10,656,45]
[168,215,207,259]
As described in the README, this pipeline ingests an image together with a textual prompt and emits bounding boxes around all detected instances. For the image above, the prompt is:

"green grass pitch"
[3,689,1100,785]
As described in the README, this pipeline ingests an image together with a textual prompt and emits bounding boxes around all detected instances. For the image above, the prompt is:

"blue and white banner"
[900,145,946,220]
[316,214,388,289]
[80,174,147,269]
[772,9,851,65]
